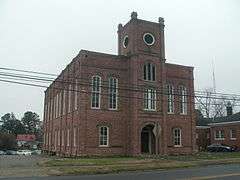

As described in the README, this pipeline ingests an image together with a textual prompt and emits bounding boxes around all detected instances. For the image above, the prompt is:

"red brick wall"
[210,123,240,150]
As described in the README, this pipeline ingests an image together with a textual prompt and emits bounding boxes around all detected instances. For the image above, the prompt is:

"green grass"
[40,152,240,176]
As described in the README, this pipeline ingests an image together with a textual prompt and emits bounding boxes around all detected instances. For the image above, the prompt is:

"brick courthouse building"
[43,12,196,156]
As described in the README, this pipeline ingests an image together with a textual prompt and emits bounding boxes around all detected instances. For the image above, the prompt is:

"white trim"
[91,75,101,109]
[108,77,118,110]
[143,33,155,46]
[99,126,109,147]
[173,128,182,147]
[209,121,240,126]
[123,35,129,48]
[214,130,225,140]
[230,129,237,140]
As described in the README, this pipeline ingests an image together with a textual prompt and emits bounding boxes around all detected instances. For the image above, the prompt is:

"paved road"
[1,164,240,180]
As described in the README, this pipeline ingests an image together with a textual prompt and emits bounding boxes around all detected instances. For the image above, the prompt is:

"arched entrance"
[141,124,156,154]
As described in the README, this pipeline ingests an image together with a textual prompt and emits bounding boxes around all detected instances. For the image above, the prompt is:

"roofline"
[209,121,240,126]
[196,126,210,129]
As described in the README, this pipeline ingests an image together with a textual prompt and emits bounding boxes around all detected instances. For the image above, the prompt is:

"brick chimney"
[226,102,233,116]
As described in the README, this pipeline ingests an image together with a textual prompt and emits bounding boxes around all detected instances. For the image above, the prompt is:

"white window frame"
[61,130,64,146]
[74,79,78,110]
[54,130,57,149]
[68,84,72,113]
[144,89,156,111]
[58,92,62,117]
[167,84,174,114]
[230,129,237,140]
[99,126,109,147]
[180,86,187,115]
[214,130,225,140]
[63,90,66,115]
[73,127,77,147]
[173,128,182,147]
[144,63,156,81]
[109,77,118,110]
[67,129,70,147]
[91,76,101,109]
[57,130,60,146]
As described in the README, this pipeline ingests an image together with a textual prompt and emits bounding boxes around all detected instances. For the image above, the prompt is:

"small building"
[16,134,36,147]
[196,105,240,150]
[43,12,196,156]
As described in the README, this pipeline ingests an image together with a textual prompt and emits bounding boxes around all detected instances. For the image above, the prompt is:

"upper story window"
[91,76,101,109]
[173,128,182,147]
[215,130,225,140]
[74,79,78,110]
[144,63,156,81]
[143,33,155,46]
[109,77,118,110]
[99,126,109,147]
[179,86,187,115]
[144,89,156,111]
[167,84,174,113]
[230,129,236,140]
[68,84,72,113]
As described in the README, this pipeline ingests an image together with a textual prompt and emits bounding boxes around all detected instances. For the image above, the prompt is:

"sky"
[0,0,239,120]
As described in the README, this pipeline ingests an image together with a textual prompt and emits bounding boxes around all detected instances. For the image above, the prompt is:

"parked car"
[31,150,41,155]
[17,150,32,156]
[207,144,236,152]
[5,150,18,155]
[0,150,6,155]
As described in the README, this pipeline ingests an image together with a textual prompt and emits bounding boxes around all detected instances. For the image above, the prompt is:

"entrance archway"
[141,124,156,154]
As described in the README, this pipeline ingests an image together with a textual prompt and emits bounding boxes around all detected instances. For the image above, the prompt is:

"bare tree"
[196,88,238,118]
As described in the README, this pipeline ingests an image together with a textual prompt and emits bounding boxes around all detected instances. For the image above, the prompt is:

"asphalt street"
[1,164,240,180]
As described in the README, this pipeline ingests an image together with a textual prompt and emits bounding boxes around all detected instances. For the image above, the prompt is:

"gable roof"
[197,112,240,126]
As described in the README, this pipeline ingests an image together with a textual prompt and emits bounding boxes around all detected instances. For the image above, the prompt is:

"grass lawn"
[40,152,240,176]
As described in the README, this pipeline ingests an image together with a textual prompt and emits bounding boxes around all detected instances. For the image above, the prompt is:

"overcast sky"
[0,0,239,119]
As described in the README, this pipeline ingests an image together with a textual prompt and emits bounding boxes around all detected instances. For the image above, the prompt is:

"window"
[74,79,78,110]
[91,76,101,108]
[63,90,66,115]
[143,33,155,46]
[167,84,174,113]
[67,129,70,147]
[173,128,182,147]
[215,130,225,140]
[61,130,64,146]
[73,127,77,147]
[54,130,57,149]
[144,63,156,81]
[180,86,187,114]
[109,77,118,110]
[58,92,62,117]
[144,89,156,111]
[230,129,236,140]
[68,85,72,113]
[57,130,60,146]
[99,126,109,147]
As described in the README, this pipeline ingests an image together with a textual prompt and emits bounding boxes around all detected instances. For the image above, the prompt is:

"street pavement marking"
[178,173,240,180]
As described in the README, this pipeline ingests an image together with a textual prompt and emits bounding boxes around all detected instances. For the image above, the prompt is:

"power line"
[1,66,240,98]
[1,77,240,108]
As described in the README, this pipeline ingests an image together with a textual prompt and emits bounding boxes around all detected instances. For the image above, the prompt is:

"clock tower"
[118,12,166,61]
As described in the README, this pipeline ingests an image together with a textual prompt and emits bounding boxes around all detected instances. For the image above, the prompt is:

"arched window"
[109,77,118,110]
[91,76,101,108]
[99,126,109,147]
[144,63,156,81]
[173,128,182,147]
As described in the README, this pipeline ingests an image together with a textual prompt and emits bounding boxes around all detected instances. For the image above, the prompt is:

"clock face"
[123,35,129,48]
[143,33,155,46]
